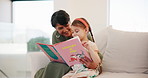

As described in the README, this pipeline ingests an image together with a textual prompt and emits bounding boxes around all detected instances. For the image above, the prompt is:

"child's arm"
[81,41,101,69]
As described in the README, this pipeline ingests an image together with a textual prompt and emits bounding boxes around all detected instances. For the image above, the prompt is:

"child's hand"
[79,56,97,69]
[82,41,91,49]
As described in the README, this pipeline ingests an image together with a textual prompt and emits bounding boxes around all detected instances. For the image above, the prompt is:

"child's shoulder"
[88,41,98,49]
[88,40,95,44]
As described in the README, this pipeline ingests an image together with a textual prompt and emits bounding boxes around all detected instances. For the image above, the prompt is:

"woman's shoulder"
[52,30,72,44]
[52,30,62,39]
[52,30,58,36]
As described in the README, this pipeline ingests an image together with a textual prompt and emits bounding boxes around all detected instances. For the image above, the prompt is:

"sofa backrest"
[94,26,148,74]
[94,27,109,55]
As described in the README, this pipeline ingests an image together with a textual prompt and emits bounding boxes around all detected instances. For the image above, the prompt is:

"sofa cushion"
[96,72,148,78]
[27,52,50,78]
[102,27,148,73]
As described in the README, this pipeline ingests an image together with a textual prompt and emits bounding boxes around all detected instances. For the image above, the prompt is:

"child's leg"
[63,71,87,78]
[87,69,99,78]
[73,71,89,78]
[74,69,99,78]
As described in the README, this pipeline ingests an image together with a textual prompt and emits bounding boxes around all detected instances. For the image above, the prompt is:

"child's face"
[71,26,87,41]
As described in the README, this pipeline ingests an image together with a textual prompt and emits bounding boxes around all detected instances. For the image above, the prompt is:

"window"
[0,0,54,54]
[109,0,148,32]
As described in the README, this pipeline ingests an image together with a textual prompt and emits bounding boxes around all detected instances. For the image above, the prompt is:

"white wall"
[54,0,108,33]
[0,0,108,32]
[0,0,12,23]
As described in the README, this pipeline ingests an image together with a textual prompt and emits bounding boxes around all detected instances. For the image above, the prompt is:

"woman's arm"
[79,56,98,69]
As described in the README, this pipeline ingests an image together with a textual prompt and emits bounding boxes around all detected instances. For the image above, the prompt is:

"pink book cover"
[36,43,65,63]
[54,37,91,67]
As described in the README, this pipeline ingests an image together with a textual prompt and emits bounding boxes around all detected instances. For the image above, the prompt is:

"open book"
[36,37,91,67]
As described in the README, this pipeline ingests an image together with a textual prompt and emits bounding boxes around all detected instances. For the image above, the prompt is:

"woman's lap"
[34,62,71,78]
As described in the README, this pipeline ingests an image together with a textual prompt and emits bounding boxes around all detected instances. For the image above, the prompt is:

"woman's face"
[55,23,72,37]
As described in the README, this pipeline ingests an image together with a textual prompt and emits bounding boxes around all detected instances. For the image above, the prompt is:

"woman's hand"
[79,56,97,69]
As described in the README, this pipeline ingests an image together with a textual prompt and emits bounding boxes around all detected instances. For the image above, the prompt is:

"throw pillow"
[102,27,148,73]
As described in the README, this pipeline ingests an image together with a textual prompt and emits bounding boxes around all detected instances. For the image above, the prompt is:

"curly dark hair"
[51,10,70,27]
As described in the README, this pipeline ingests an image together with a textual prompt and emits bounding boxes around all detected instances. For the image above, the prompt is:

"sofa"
[28,26,148,78]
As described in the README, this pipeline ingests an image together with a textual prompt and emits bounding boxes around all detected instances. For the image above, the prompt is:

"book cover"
[36,43,65,63]
[36,37,91,67]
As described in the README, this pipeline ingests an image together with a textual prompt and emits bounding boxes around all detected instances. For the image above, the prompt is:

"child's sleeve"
[91,43,103,61]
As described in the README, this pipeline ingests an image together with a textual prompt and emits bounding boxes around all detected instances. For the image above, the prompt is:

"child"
[62,18,102,78]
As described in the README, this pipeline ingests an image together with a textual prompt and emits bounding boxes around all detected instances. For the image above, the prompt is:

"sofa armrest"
[27,52,50,78]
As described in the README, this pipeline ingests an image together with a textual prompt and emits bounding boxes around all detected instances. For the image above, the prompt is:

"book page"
[36,43,65,63]
[54,37,91,66]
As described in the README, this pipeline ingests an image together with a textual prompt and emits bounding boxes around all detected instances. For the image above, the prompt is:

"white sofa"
[28,26,148,78]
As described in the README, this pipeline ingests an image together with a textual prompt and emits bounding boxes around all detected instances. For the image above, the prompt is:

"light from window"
[0,1,54,54]
[109,0,148,32]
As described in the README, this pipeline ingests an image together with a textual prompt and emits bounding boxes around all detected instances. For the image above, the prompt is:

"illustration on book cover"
[69,50,85,62]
